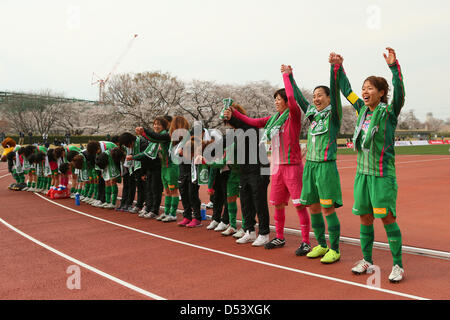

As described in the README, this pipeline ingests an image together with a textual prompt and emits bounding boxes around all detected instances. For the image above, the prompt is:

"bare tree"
[105,71,185,128]
[398,110,423,130]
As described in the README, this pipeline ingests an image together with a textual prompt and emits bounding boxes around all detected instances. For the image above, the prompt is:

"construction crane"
[91,34,138,104]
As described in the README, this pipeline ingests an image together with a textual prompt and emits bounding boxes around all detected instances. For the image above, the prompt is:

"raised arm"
[282,65,301,120]
[384,47,405,117]
[329,53,343,122]
[141,128,170,143]
[330,53,365,113]
[288,70,311,114]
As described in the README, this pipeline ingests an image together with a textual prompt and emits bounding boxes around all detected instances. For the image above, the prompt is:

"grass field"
[338,144,450,155]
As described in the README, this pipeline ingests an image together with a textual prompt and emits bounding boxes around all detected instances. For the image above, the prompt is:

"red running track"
[0,156,449,300]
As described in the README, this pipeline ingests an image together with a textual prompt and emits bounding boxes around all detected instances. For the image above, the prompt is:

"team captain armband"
[347,92,359,105]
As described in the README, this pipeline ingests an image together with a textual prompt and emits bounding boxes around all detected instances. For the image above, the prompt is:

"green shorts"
[226,170,240,198]
[300,161,343,208]
[352,173,397,218]
[101,165,120,182]
[161,165,179,190]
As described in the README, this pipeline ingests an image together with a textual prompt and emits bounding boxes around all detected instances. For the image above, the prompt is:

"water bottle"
[219,98,234,119]
[75,193,80,206]
[201,203,207,220]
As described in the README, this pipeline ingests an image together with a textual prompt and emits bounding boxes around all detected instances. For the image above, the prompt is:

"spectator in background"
[19,131,25,145]
[65,132,71,144]
[28,132,33,145]
[0,132,5,142]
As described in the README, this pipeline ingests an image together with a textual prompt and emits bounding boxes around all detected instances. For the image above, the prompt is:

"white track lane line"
[23,192,429,300]
[0,218,166,300]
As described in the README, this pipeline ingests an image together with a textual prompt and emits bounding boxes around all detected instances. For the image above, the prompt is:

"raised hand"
[383,47,397,65]
[329,52,344,65]
[223,107,233,120]
[281,64,291,74]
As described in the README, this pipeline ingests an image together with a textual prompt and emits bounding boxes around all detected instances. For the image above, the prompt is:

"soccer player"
[95,147,125,209]
[229,66,310,250]
[284,59,344,263]
[334,48,406,282]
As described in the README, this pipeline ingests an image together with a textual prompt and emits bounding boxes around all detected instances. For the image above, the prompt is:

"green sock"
[164,196,172,215]
[384,222,403,268]
[32,181,36,188]
[111,184,118,206]
[325,212,340,252]
[311,212,327,248]
[360,224,374,264]
[170,196,179,216]
[105,186,111,204]
[46,177,51,189]
[38,177,43,189]
[228,201,237,228]
[81,184,87,197]
[20,174,25,183]
[27,181,32,188]
[88,183,95,198]
[12,173,19,183]
[93,184,99,200]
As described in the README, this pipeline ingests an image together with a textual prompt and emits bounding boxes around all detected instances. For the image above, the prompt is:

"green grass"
[338,144,450,155]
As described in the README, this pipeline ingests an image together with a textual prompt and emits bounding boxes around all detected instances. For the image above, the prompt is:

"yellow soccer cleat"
[306,245,329,258]
[320,249,341,264]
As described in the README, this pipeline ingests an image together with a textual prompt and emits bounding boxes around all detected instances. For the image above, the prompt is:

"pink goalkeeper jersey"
[232,73,303,165]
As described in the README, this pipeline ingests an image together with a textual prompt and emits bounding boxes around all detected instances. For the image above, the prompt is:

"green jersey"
[336,60,405,177]
[290,64,342,162]
[99,141,117,153]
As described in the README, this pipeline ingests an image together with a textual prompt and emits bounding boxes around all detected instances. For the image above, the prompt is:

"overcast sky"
[1,0,449,121]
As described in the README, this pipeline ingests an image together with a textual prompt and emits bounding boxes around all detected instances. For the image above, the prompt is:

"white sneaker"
[156,213,167,221]
[28,187,36,192]
[232,228,246,239]
[206,201,214,209]
[144,212,157,219]
[105,203,115,210]
[221,226,236,236]
[93,200,103,207]
[236,231,256,244]
[252,234,270,246]
[351,259,373,275]
[214,222,229,232]
[162,215,177,222]
[138,209,148,217]
[206,220,219,230]
[388,265,405,283]
[100,202,110,208]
